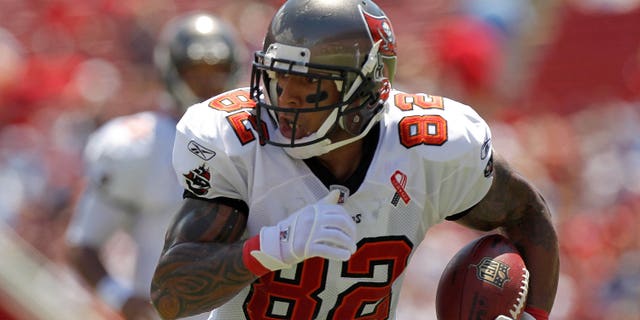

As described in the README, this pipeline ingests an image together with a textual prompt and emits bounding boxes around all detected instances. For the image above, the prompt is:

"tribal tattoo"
[151,198,254,319]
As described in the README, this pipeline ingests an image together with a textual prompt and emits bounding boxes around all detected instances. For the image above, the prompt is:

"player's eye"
[305,76,319,84]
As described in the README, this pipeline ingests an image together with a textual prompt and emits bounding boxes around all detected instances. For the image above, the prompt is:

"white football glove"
[495,311,536,320]
[250,190,358,271]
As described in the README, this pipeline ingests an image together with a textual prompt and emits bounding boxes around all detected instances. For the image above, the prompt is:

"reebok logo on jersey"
[480,138,491,160]
[391,170,411,206]
[279,228,289,242]
[183,164,212,196]
[188,140,216,160]
[484,155,494,178]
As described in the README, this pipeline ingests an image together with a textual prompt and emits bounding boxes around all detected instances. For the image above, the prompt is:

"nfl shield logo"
[473,257,510,288]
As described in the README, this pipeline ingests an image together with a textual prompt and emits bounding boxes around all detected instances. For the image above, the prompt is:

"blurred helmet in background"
[251,0,396,158]
[154,11,245,112]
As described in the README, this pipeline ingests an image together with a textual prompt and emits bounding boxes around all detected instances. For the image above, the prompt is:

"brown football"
[436,234,529,320]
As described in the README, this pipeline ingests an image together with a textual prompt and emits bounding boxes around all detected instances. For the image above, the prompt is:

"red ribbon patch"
[391,170,410,205]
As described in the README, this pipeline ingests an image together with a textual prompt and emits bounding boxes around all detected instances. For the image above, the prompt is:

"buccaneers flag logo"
[362,11,396,57]
[183,164,212,196]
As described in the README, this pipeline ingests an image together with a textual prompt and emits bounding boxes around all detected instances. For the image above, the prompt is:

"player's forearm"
[483,157,560,311]
[150,241,256,319]
[501,193,559,312]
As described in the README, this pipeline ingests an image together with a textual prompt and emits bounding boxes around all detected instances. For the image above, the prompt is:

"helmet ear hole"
[340,96,382,135]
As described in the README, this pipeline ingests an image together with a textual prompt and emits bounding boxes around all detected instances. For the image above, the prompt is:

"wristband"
[242,235,271,277]
[96,276,133,311]
[524,306,549,320]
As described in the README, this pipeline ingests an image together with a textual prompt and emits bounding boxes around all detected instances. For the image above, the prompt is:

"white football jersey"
[173,88,494,320]
[66,111,183,298]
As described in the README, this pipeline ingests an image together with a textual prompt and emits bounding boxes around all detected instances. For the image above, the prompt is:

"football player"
[65,11,244,320]
[150,1,559,319]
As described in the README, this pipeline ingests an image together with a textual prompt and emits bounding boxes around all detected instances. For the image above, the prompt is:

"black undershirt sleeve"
[183,190,249,215]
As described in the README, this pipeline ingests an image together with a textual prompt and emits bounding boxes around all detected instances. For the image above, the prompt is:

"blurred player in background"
[64,11,245,320]
[150,1,558,319]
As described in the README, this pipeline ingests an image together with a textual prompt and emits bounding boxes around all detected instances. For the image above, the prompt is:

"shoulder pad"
[177,88,258,155]
[173,88,257,200]
[383,91,491,163]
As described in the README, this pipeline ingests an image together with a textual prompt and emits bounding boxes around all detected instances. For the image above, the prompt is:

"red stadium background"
[0,0,638,319]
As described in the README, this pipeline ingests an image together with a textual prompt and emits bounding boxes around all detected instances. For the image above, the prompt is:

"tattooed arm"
[150,197,254,319]
[455,153,559,313]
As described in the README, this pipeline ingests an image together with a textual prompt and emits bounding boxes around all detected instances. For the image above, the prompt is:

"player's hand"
[495,311,536,320]
[248,190,357,272]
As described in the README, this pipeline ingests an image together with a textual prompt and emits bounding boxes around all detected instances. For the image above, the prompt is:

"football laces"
[508,267,530,319]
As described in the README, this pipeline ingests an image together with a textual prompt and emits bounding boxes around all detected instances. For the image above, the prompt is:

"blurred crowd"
[0,0,638,319]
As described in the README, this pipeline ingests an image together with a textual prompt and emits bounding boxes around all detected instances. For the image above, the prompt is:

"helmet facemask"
[251,41,387,159]
[250,0,397,159]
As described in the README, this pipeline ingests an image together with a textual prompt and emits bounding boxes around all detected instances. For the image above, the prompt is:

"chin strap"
[282,111,382,159]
